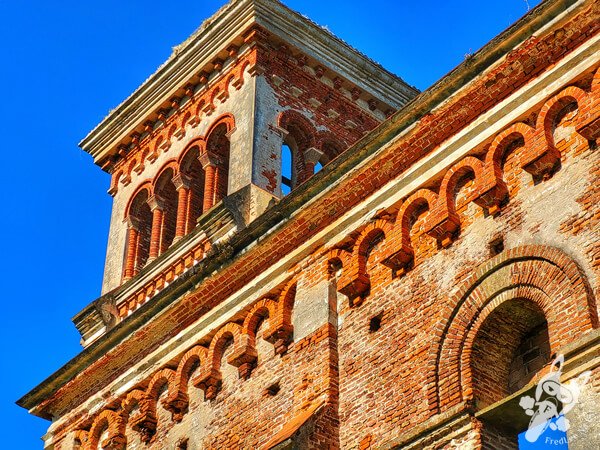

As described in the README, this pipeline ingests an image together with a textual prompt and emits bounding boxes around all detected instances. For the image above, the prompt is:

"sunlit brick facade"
[18,0,600,448]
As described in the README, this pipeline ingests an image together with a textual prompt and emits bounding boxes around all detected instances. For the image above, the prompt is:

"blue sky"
[0,0,556,447]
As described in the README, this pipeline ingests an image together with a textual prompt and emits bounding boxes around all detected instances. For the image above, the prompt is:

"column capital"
[199,152,222,169]
[126,216,142,230]
[147,195,166,211]
[303,147,324,165]
[172,173,192,190]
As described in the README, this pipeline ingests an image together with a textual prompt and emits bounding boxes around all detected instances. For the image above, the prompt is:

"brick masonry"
[18,0,600,449]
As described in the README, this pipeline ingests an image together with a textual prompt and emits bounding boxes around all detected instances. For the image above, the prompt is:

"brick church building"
[18,0,600,448]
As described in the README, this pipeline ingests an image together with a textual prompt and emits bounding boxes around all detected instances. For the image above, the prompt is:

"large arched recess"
[426,245,597,416]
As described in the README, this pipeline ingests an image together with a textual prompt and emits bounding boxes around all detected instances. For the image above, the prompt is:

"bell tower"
[77,0,417,343]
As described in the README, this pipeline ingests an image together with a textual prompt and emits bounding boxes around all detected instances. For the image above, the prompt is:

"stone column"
[147,195,165,262]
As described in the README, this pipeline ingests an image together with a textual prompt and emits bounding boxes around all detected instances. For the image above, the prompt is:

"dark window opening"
[282,143,293,195]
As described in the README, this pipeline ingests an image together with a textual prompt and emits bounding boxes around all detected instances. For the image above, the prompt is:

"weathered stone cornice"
[79,0,417,167]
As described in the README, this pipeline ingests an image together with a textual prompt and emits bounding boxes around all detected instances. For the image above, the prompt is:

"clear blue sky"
[1,0,565,448]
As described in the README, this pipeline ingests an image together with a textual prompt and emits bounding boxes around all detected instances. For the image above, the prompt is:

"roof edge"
[18,0,584,417]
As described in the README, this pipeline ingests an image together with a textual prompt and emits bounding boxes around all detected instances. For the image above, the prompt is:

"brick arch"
[177,137,206,168]
[278,110,318,186]
[73,429,88,448]
[424,156,486,247]
[265,277,298,355]
[484,122,535,180]
[383,189,438,274]
[427,245,597,416]
[338,218,392,301]
[196,322,243,399]
[236,60,251,88]
[121,389,145,421]
[223,74,236,98]
[151,160,179,187]
[86,409,125,450]
[326,247,352,279]
[206,113,235,137]
[165,345,208,422]
[459,286,552,405]
[524,85,590,178]
[166,124,178,144]
[536,85,590,144]
[130,368,176,439]
[180,111,192,130]
[123,181,153,220]
[228,298,278,379]
[316,131,345,163]
[108,169,123,196]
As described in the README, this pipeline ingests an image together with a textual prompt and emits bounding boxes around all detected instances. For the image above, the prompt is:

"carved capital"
[199,152,222,169]
[303,147,324,165]
[147,195,166,211]
[125,215,138,229]
[172,173,192,190]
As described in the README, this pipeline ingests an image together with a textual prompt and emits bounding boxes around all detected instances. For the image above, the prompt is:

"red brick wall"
[47,4,600,448]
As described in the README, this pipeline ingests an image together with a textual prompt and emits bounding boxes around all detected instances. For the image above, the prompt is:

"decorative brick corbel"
[202,102,216,116]
[337,262,370,301]
[188,114,200,128]
[193,368,222,401]
[173,127,186,141]
[130,400,157,443]
[424,207,460,248]
[577,116,600,142]
[381,244,414,277]
[212,59,225,72]
[226,45,239,58]
[228,340,258,380]
[184,84,195,99]
[101,434,126,450]
[159,137,171,152]
[163,391,188,422]
[473,178,508,216]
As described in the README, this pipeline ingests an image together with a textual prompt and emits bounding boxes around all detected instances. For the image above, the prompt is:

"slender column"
[123,220,139,280]
[200,153,220,213]
[173,174,191,241]
[147,196,164,261]
[214,166,225,205]
[302,147,324,182]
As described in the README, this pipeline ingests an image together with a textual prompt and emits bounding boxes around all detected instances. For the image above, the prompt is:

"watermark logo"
[518,355,591,443]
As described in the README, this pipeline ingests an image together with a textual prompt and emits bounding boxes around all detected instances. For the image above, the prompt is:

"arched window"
[179,145,205,234]
[470,299,552,449]
[281,143,293,195]
[124,188,152,279]
[153,166,178,255]
[278,111,317,195]
[202,122,231,211]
